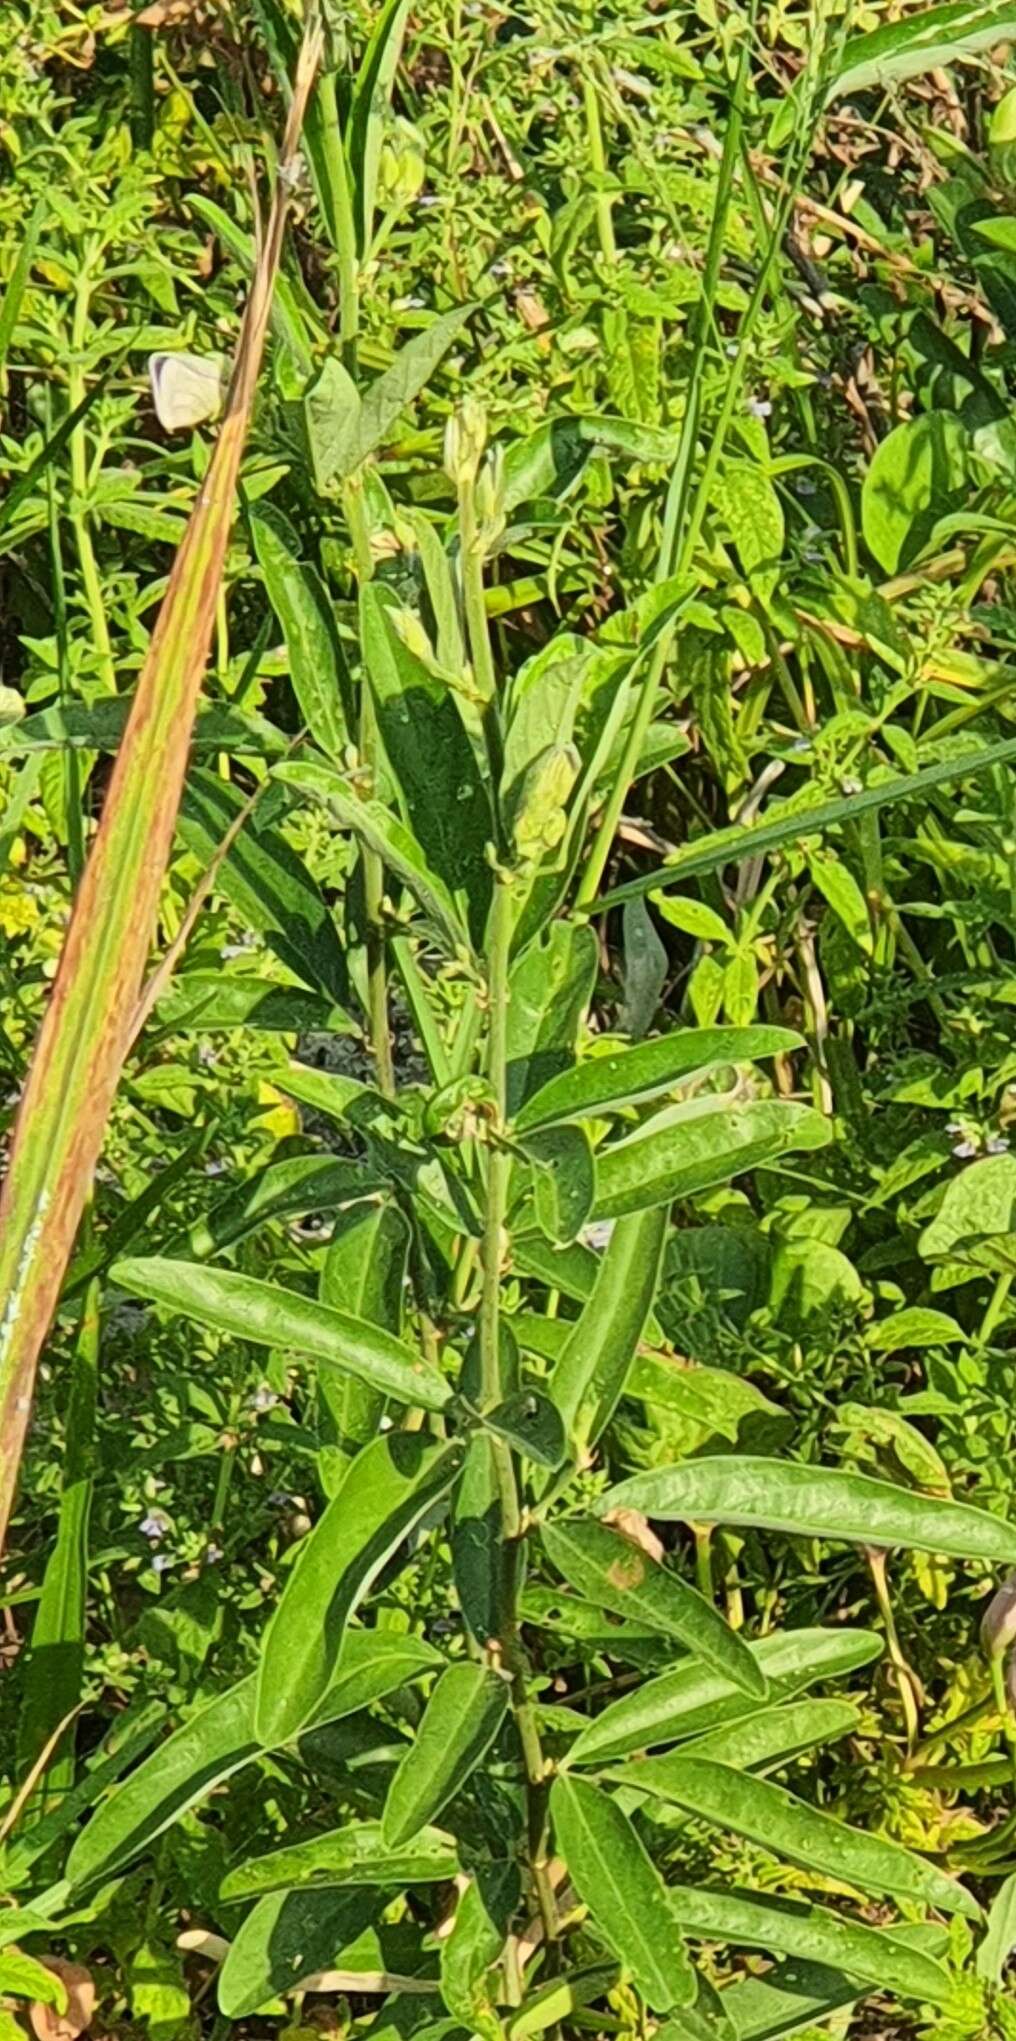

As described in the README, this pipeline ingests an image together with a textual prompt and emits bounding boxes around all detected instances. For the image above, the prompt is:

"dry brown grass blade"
[0,15,323,1557]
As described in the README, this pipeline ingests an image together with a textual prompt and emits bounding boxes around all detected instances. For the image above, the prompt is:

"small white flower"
[986,1136,1009,1155]
[953,1138,978,1159]
[250,1385,279,1412]
[152,1553,174,1574]
[747,398,772,418]
[205,1544,224,1565]
[139,1513,167,1542]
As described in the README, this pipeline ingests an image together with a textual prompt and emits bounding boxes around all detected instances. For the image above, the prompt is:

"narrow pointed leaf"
[568,1628,882,1765]
[0,32,322,1552]
[250,502,351,756]
[594,1099,831,1218]
[219,1889,383,2020]
[220,1819,458,1898]
[517,1028,801,1131]
[665,1886,952,2006]
[255,1433,462,1744]
[319,1199,410,1463]
[66,1632,440,1888]
[276,757,470,956]
[679,1699,859,1772]
[550,1207,667,1452]
[550,1775,694,2012]
[543,1518,765,1697]
[110,1258,451,1412]
[382,1664,510,1847]
[602,1457,1016,1564]
[606,1756,977,1919]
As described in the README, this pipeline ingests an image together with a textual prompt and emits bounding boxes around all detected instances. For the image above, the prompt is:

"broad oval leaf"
[605,1756,977,1920]
[568,1628,882,1765]
[861,413,969,576]
[220,1818,459,1898]
[516,1026,801,1131]
[256,1434,462,1745]
[110,1258,451,1413]
[542,1518,765,1698]
[382,1663,510,1847]
[666,1884,952,2006]
[601,1457,1016,1564]
[593,1099,830,1218]
[66,1632,441,1889]
[550,1775,694,2012]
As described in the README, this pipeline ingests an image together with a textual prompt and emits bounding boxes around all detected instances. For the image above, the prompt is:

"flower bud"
[510,743,580,864]
[378,117,426,208]
[982,1570,1016,1660]
[444,398,487,487]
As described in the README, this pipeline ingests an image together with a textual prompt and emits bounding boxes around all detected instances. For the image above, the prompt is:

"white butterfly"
[148,351,227,432]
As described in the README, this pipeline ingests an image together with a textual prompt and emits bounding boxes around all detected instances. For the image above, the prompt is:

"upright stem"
[478,873,513,1411]
[581,67,616,264]
[68,256,116,697]
[345,480,395,1097]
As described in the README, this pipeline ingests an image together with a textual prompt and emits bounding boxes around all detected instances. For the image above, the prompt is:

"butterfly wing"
[149,352,226,432]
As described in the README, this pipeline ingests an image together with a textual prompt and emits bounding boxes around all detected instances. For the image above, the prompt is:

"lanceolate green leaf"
[594,736,1016,911]
[601,1457,1016,1564]
[568,1628,882,1765]
[250,503,351,757]
[506,923,598,1117]
[665,1886,952,2006]
[255,1433,462,1744]
[18,1279,98,1792]
[516,1027,801,1130]
[318,1199,410,1464]
[604,1757,978,1919]
[361,582,493,941]
[543,1518,765,1698]
[110,1258,451,1412]
[827,0,1016,105]
[276,757,471,957]
[66,1632,440,1889]
[218,1889,383,2020]
[220,1819,458,1898]
[550,1775,694,2012]
[678,1699,860,1772]
[180,770,351,1009]
[382,1663,510,1847]
[346,0,411,250]
[550,1207,667,1453]
[594,1099,831,1218]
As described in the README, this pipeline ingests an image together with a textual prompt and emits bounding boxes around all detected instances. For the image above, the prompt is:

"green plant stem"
[344,477,395,1097]
[581,67,616,264]
[979,1272,1013,1347]
[46,391,83,885]
[68,257,116,697]
[478,873,513,1411]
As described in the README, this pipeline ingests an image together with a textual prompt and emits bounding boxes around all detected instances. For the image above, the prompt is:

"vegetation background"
[3,0,1016,2038]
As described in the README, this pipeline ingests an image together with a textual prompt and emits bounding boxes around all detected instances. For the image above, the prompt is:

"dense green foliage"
[4,1,1016,2038]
